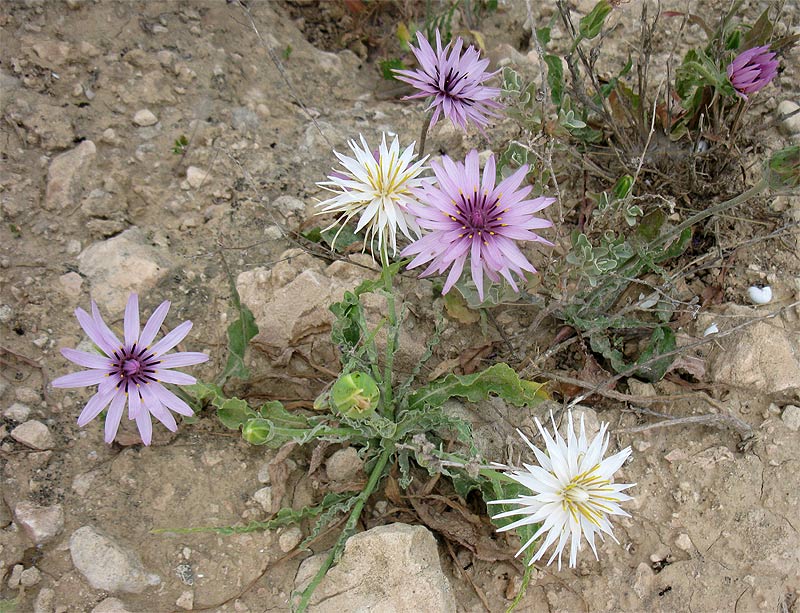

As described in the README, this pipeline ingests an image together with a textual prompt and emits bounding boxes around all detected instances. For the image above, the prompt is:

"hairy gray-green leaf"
[407,363,548,412]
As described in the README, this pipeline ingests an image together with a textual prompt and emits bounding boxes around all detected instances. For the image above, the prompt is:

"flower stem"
[294,442,395,612]
[728,98,747,142]
[418,111,433,159]
[653,178,768,249]
[380,244,398,420]
[505,564,533,613]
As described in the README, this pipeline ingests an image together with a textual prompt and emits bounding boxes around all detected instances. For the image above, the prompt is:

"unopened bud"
[242,418,272,445]
[330,371,380,419]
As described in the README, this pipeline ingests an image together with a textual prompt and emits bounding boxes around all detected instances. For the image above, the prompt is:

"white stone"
[707,304,800,394]
[325,447,363,482]
[4,402,31,421]
[10,420,55,450]
[133,109,158,126]
[777,100,800,136]
[20,566,42,587]
[66,239,82,255]
[91,597,133,613]
[781,405,800,432]
[257,461,271,484]
[101,128,119,145]
[15,387,39,404]
[70,526,161,593]
[186,166,210,189]
[253,487,273,512]
[44,140,96,210]
[294,523,456,612]
[33,587,55,613]
[78,227,172,312]
[278,526,303,553]
[13,502,64,544]
[8,564,23,588]
[176,590,194,610]
[58,271,84,299]
[675,533,693,551]
[747,285,772,305]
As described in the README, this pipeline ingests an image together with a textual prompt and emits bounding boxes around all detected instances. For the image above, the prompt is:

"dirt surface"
[1,1,799,612]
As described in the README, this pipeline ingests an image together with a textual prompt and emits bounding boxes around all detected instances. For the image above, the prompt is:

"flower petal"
[52,369,111,388]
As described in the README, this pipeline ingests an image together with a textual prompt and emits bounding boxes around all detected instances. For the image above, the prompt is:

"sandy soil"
[1,1,798,612]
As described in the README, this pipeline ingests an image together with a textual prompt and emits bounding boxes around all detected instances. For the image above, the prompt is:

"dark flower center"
[434,66,471,100]
[451,190,506,240]
[111,345,159,391]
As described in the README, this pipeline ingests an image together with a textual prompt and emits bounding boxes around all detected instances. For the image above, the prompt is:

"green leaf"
[321,224,361,252]
[612,174,634,200]
[216,283,258,386]
[543,54,564,106]
[302,227,323,243]
[635,326,677,381]
[407,363,548,412]
[378,58,405,81]
[483,471,539,566]
[536,26,551,46]
[217,397,257,430]
[579,0,612,40]
[152,491,357,536]
[301,492,360,551]
[741,9,772,49]
[260,400,311,429]
[397,405,475,449]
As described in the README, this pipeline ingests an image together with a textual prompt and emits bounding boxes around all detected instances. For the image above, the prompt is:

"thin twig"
[616,405,754,441]
[0,346,49,405]
[233,0,331,149]
[444,539,492,613]
[565,299,800,410]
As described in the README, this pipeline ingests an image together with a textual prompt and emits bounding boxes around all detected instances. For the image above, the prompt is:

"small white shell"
[703,323,719,337]
[747,286,773,305]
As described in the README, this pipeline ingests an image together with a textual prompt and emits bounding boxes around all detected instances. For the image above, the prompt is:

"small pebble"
[20,566,42,587]
[781,405,800,431]
[703,323,719,336]
[186,166,210,189]
[176,590,194,610]
[8,564,23,588]
[675,533,693,551]
[11,420,55,450]
[133,109,158,127]
[747,285,772,305]
[4,402,31,421]
[278,526,303,553]
[253,487,272,512]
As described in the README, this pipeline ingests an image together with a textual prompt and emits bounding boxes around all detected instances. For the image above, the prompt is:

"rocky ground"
[1,1,799,612]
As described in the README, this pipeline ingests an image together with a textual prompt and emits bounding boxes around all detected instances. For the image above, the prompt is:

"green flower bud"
[242,418,272,445]
[330,371,380,419]
[313,390,330,412]
[767,145,800,190]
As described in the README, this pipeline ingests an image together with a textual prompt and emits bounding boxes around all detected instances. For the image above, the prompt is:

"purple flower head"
[727,45,779,99]
[401,150,554,301]
[52,293,209,446]
[393,29,503,133]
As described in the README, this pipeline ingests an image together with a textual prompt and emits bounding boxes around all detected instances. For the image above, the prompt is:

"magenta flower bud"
[726,45,779,100]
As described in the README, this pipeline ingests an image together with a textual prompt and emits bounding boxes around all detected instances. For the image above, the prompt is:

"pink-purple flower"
[52,294,208,445]
[727,45,779,99]
[401,150,554,301]
[393,29,502,133]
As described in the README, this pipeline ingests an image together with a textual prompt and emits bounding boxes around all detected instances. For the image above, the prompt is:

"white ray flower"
[488,412,634,570]
[316,133,430,257]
